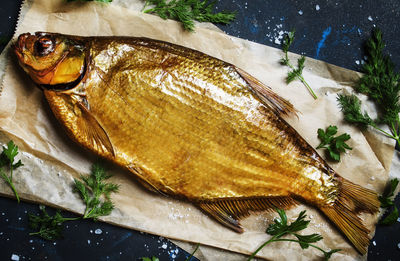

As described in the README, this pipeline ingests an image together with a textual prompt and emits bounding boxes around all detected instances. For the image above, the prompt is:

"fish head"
[14,32,85,88]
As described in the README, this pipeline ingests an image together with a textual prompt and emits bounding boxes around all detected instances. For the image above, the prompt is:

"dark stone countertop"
[1,1,399,260]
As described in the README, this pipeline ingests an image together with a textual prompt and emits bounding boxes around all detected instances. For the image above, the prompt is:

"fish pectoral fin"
[198,196,297,233]
[76,102,115,157]
[235,66,298,116]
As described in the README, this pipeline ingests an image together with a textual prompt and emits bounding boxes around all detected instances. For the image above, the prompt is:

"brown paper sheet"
[0,0,396,260]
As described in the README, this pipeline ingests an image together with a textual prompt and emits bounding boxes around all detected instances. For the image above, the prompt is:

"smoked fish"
[14,32,380,254]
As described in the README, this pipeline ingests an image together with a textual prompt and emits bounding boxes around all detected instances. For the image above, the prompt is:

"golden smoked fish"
[14,32,379,254]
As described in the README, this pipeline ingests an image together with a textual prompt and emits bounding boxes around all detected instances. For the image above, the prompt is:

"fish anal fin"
[321,178,379,255]
[198,196,297,233]
[235,66,297,116]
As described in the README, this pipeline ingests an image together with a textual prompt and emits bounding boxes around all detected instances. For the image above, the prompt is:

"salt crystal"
[355,60,360,65]
[372,241,376,246]
[368,16,373,21]
[298,10,303,15]
[11,254,20,261]
[88,240,91,244]
[316,5,320,11]
[95,229,102,235]
[161,243,168,249]
[274,38,281,45]
[398,243,400,249]
[397,217,400,222]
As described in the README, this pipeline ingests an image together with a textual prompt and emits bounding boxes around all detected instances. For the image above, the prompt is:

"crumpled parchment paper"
[0,0,397,260]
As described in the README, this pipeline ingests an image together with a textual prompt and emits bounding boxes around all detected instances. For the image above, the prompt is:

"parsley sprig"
[379,178,399,225]
[247,209,340,260]
[0,140,23,203]
[281,30,317,99]
[337,29,400,145]
[142,0,236,32]
[316,125,352,161]
[28,163,119,240]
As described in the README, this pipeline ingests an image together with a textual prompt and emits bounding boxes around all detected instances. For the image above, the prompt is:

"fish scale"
[14,32,380,254]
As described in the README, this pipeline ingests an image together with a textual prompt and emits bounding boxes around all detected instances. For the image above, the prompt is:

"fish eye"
[34,37,55,56]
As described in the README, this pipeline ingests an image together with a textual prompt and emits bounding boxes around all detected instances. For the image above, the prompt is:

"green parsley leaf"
[337,29,400,145]
[143,0,236,32]
[0,140,23,203]
[247,209,341,260]
[379,178,399,225]
[316,125,352,162]
[281,30,317,99]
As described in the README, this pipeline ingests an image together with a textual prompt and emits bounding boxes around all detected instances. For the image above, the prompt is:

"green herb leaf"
[28,205,78,240]
[337,29,400,145]
[0,140,23,203]
[74,163,120,220]
[248,209,341,260]
[337,94,374,129]
[316,126,352,162]
[378,178,399,225]
[380,206,399,225]
[141,257,160,261]
[143,0,236,32]
[185,242,200,261]
[281,30,317,99]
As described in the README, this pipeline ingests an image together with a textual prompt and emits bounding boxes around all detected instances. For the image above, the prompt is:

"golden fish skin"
[14,32,379,254]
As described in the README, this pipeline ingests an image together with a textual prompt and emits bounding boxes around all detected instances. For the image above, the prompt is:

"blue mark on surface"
[111,232,132,248]
[315,27,332,59]
[244,16,259,34]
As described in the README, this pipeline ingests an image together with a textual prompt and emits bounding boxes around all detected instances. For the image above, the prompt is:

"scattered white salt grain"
[398,243,400,249]
[11,254,20,261]
[88,240,91,244]
[95,229,102,235]
[397,217,400,222]
[372,241,376,246]
[316,5,320,11]
[368,16,373,21]
[355,60,360,65]
[274,38,281,45]
[90,230,93,233]
[298,10,303,15]
[161,243,168,249]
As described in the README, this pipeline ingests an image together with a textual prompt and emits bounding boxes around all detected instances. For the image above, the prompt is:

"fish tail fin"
[321,178,379,255]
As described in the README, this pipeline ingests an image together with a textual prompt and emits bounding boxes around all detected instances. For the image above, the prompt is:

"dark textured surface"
[1,0,400,260]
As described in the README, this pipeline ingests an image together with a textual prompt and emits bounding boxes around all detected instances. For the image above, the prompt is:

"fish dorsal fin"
[198,196,297,232]
[75,101,115,157]
[235,67,297,116]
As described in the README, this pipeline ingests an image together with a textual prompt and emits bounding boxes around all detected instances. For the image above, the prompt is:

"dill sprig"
[29,163,119,240]
[28,205,79,240]
[379,178,399,225]
[337,29,400,145]
[281,30,317,99]
[0,140,23,203]
[247,209,340,260]
[74,163,120,219]
[142,0,236,32]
